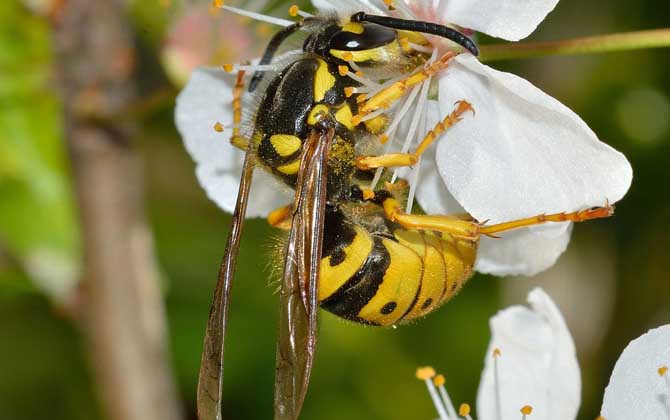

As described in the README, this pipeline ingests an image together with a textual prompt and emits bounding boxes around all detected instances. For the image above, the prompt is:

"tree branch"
[53,1,183,419]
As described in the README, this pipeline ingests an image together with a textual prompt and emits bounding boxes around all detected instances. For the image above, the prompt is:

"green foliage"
[0,2,79,299]
[0,0,668,419]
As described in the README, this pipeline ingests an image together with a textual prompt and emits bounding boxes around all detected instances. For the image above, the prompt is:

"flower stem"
[479,28,670,62]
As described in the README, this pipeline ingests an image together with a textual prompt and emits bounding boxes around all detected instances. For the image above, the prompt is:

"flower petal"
[311,0,385,14]
[477,288,580,420]
[432,55,631,274]
[475,224,572,276]
[601,325,670,420]
[175,67,290,216]
[440,0,559,41]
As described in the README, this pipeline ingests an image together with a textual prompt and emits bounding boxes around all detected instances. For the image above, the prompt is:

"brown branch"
[52,1,184,420]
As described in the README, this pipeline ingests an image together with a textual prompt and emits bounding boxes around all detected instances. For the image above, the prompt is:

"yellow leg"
[352,51,457,124]
[230,70,249,150]
[479,204,615,237]
[356,101,473,170]
[382,197,480,239]
[381,196,614,239]
[267,205,292,230]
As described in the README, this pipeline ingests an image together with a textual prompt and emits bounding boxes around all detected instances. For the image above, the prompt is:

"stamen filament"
[416,367,450,420]
[368,82,422,191]
[404,81,429,213]
[409,42,435,53]
[493,348,503,420]
[359,107,388,122]
[434,375,459,420]
[344,70,381,88]
[218,5,294,27]
[229,64,278,72]
[390,76,431,183]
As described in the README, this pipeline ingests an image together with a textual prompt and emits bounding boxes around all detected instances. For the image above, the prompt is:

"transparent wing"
[274,129,334,420]
[197,144,256,420]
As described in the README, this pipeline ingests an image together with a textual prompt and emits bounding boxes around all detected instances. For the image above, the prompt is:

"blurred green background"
[0,0,668,419]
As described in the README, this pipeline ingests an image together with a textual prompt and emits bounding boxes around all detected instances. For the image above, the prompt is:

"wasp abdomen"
[318,208,477,326]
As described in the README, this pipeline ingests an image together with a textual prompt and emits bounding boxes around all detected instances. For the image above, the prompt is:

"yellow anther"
[383,0,395,10]
[351,114,362,126]
[415,366,436,380]
[399,37,410,51]
[458,403,471,416]
[659,366,668,377]
[433,374,445,387]
[595,416,606,420]
[288,4,299,16]
[213,122,225,132]
[493,347,501,358]
[338,65,349,77]
[356,93,367,103]
[212,0,224,7]
[223,63,234,73]
[521,405,533,415]
[342,52,354,61]
[362,189,375,200]
[379,134,389,144]
[355,70,364,77]
[344,87,355,98]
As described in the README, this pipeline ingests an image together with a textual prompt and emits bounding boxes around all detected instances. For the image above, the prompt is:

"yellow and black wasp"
[197,9,614,420]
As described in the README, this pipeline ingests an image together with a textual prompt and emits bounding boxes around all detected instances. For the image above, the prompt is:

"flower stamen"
[434,374,459,420]
[520,405,533,420]
[416,367,450,420]
[214,3,294,27]
[493,348,502,420]
[459,403,474,420]
[409,42,435,54]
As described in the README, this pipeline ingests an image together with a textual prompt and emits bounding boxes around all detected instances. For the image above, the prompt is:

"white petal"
[175,67,291,216]
[441,0,559,41]
[477,288,580,420]
[311,0,385,14]
[414,100,466,215]
[601,325,670,420]
[431,55,631,274]
[475,224,572,276]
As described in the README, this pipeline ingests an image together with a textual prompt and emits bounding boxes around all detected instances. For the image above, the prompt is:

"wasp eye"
[329,23,396,51]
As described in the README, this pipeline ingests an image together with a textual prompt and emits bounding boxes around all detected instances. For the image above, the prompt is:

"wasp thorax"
[303,20,399,65]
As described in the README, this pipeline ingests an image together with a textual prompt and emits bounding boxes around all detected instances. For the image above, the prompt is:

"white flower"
[418,288,580,420]
[600,325,670,420]
[174,0,632,276]
[477,287,580,420]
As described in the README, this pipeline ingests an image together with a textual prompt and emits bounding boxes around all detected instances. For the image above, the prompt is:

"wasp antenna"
[249,21,304,92]
[350,12,479,56]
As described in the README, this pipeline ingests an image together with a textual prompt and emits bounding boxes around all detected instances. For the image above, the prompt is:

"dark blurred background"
[0,0,668,419]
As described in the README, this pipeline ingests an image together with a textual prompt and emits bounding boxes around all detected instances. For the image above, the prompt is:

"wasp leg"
[230,69,249,150]
[356,100,473,170]
[381,195,614,239]
[479,204,615,236]
[352,51,457,123]
[267,205,293,230]
[382,197,480,239]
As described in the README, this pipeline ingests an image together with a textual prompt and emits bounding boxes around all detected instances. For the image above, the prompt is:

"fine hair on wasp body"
[228,11,610,326]
[196,8,617,420]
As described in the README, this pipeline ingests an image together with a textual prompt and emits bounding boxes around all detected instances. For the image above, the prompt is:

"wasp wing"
[197,144,256,420]
[274,129,334,420]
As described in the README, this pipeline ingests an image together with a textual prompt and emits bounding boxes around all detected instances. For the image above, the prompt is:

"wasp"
[196,9,614,420]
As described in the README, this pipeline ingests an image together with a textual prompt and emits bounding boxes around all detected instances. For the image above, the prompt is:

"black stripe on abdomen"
[319,237,390,325]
